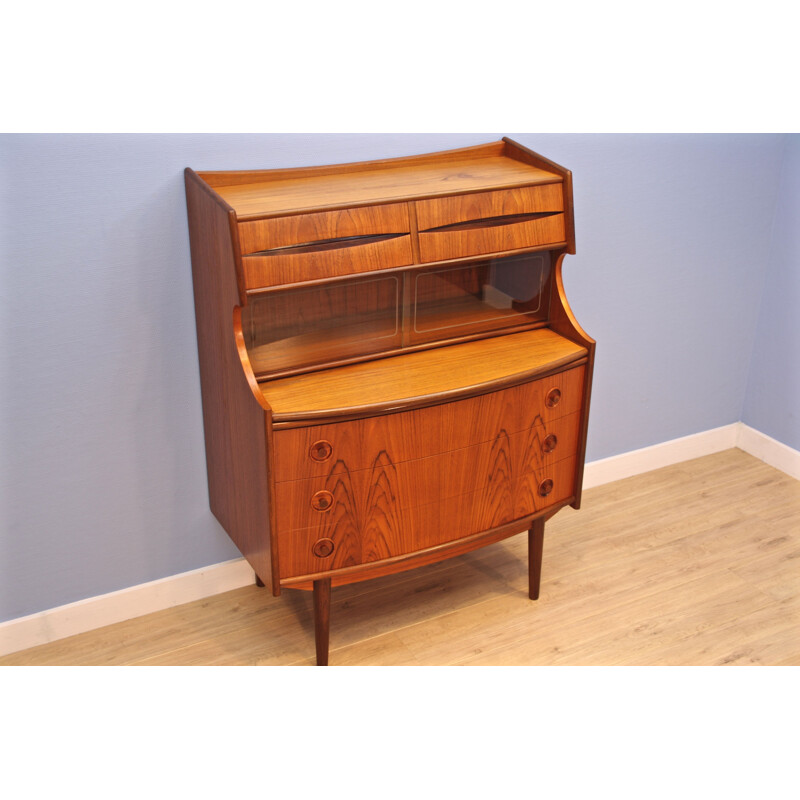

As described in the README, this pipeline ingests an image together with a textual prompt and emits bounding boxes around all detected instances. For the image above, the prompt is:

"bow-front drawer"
[239,203,414,289]
[272,364,586,482]
[276,453,578,580]
[415,184,566,262]
[274,410,580,535]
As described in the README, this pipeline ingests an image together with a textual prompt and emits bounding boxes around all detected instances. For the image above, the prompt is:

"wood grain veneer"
[242,234,414,290]
[278,455,577,579]
[415,184,564,230]
[503,137,576,254]
[548,251,596,508]
[184,169,277,593]
[272,367,585,482]
[199,141,507,188]
[238,202,411,254]
[275,413,581,534]
[418,214,566,263]
[279,510,570,590]
[202,149,561,221]
[260,328,586,422]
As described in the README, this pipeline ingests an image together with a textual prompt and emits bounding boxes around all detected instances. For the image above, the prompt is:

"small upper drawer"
[239,203,411,254]
[416,184,564,230]
[239,203,414,290]
[415,184,565,263]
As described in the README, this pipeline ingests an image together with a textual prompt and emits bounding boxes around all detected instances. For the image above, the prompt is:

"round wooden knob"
[309,440,332,462]
[538,478,554,497]
[311,490,334,512]
[312,538,335,558]
[545,388,562,408]
[542,433,558,454]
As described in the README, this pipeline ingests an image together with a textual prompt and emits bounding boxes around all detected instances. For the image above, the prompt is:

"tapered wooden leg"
[255,574,265,588]
[528,517,545,600]
[313,578,331,666]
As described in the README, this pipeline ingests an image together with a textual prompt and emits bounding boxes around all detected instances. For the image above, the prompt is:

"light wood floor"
[3,449,799,666]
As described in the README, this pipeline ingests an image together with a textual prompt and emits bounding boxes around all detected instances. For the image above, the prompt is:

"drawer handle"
[309,440,333,462]
[545,388,562,408]
[311,490,334,512]
[422,211,560,234]
[538,478,554,497]
[312,538,335,558]
[249,233,405,257]
[542,434,558,454]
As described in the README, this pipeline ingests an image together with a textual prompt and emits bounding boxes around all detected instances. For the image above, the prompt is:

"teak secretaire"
[184,138,595,665]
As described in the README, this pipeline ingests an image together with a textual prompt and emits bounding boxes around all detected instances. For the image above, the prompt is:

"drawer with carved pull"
[278,452,579,580]
[274,406,581,580]
[239,203,414,289]
[272,365,586,483]
[415,184,566,262]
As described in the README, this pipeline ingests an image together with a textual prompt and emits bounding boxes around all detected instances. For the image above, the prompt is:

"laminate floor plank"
[288,633,424,667]
[398,549,773,666]
[620,594,800,666]
[2,449,798,667]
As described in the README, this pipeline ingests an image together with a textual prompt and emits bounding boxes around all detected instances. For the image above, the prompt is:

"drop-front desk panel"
[185,139,595,664]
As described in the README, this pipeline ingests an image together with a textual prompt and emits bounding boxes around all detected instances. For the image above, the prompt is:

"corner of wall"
[741,134,800,451]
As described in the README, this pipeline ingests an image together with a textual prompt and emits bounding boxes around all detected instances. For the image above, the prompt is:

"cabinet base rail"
[279,501,571,594]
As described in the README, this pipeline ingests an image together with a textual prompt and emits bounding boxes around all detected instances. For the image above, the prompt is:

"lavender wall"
[0,133,789,622]
[742,134,800,450]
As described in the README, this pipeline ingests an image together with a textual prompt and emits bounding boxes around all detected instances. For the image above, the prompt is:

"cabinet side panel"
[548,252,596,509]
[185,170,275,592]
[502,138,576,254]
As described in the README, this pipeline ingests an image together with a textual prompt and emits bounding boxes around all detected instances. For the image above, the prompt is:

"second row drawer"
[275,411,580,534]
[273,365,585,482]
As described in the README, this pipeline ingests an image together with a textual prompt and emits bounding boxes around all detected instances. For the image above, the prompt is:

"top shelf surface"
[260,328,587,424]
[201,147,562,220]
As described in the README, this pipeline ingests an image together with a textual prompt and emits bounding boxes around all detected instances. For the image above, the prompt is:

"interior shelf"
[414,294,528,333]
[248,311,399,376]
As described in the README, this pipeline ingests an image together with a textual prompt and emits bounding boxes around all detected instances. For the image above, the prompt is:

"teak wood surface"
[184,171,278,593]
[274,418,580,536]
[272,381,584,482]
[238,202,411,254]
[277,456,577,580]
[415,183,564,229]
[260,328,586,422]
[417,214,565,263]
[184,141,591,663]
[202,145,562,220]
[191,140,576,304]
[242,234,414,290]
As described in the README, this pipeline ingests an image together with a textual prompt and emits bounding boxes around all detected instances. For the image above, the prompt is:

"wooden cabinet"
[184,138,594,665]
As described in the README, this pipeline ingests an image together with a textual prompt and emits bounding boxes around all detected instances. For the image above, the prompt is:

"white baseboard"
[0,558,255,658]
[2,422,797,660]
[582,423,741,489]
[737,423,800,481]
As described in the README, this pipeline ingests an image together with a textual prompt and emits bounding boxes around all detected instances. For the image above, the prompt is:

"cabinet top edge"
[190,140,568,221]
